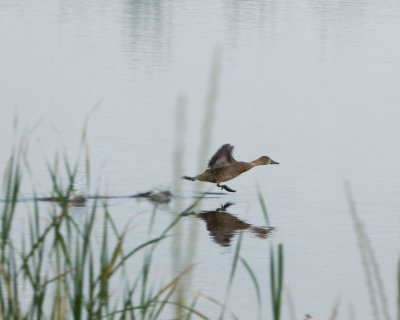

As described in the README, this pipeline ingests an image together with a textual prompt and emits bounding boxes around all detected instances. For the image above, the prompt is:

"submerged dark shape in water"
[193,202,274,247]
[130,190,172,204]
[183,144,279,192]
[34,190,173,206]
[37,195,86,207]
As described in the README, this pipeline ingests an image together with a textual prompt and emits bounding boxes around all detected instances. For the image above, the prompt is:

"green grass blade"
[219,232,243,320]
[257,190,270,227]
[240,257,262,319]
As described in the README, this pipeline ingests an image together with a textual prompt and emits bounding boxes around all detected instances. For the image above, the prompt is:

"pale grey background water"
[0,0,399,319]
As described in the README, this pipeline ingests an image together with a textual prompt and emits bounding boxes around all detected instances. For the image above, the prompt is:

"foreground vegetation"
[0,136,287,319]
[0,137,398,319]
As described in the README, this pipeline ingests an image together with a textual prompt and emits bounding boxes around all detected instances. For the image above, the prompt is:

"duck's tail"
[182,176,196,181]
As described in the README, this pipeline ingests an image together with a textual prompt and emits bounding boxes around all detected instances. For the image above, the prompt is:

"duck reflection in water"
[194,202,273,247]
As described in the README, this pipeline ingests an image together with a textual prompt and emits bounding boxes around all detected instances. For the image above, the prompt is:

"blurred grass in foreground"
[0,136,209,319]
[345,181,395,320]
[1,127,285,319]
[0,133,398,319]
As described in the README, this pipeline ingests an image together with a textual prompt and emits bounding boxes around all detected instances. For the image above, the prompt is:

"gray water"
[1,0,399,318]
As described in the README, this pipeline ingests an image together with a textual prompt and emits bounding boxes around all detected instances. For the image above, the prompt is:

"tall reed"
[345,181,392,320]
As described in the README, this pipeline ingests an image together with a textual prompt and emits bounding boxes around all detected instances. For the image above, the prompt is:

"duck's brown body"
[183,144,278,192]
[196,161,253,183]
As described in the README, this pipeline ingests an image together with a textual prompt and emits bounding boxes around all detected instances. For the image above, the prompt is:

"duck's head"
[257,156,279,165]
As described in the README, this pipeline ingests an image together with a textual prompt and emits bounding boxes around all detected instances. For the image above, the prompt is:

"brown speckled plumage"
[182,144,279,192]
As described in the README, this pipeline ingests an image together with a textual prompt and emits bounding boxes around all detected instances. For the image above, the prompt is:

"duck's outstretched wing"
[208,144,236,169]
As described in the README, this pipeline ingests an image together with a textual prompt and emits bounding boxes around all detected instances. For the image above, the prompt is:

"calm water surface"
[0,0,399,318]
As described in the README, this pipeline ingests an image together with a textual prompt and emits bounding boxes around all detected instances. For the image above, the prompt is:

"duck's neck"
[238,159,262,174]
[249,158,263,167]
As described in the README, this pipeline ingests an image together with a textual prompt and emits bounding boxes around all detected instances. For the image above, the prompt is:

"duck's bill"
[270,160,279,164]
